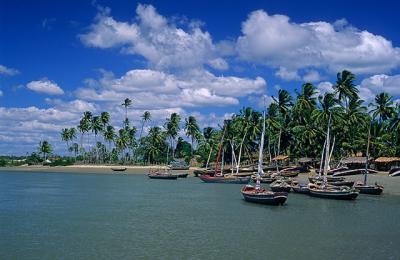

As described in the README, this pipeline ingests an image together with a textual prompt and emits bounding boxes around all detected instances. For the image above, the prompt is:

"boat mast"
[364,122,371,185]
[256,111,266,189]
[323,116,331,185]
[318,138,327,178]
[214,125,226,176]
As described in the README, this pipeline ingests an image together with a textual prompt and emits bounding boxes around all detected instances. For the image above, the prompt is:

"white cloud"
[0,64,19,76]
[0,90,3,97]
[303,70,321,82]
[26,79,64,95]
[316,81,334,96]
[80,4,226,71]
[359,74,400,102]
[76,68,265,108]
[237,10,400,75]
[275,67,300,81]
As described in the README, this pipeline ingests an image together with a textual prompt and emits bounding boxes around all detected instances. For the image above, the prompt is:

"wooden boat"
[332,168,378,177]
[251,174,275,183]
[309,176,345,183]
[241,186,288,205]
[309,117,359,200]
[240,111,288,206]
[168,159,189,170]
[316,166,348,176]
[354,182,384,195]
[389,169,400,177]
[291,181,310,194]
[328,180,354,187]
[353,125,384,195]
[308,184,359,200]
[199,174,250,184]
[148,173,178,180]
[111,167,127,172]
[148,168,178,180]
[277,170,299,178]
[270,179,291,193]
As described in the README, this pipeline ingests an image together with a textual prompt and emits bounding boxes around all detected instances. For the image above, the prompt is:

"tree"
[370,92,395,122]
[333,70,358,110]
[39,140,52,161]
[184,116,201,158]
[164,113,181,161]
[121,98,132,123]
[139,111,151,139]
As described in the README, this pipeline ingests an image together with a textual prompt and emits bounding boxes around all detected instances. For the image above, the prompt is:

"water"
[1,171,399,260]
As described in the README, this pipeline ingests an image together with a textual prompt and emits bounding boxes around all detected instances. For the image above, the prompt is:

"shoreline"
[0,165,201,175]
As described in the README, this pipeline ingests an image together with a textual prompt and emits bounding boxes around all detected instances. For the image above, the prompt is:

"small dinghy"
[251,174,275,183]
[389,169,400,177]
[199,174,250,184]
[111,167,127,172]
[308,183,359,200]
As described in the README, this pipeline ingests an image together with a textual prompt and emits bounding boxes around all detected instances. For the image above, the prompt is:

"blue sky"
[1,0,400,155]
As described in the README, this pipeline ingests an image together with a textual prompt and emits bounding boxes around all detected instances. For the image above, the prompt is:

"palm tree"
[61,128,70,152]
[139,111,151,139]
[100,112,110,129]
[164,113,181,161]
[91,116,103,162]
[184,116,201,158]
[39,140,52,161]
[121,98,132,123]
[104,125,116,152]
[370,92,395,122]
[333,70,358,110]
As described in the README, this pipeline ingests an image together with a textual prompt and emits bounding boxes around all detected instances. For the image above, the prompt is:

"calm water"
[1,171,399,260]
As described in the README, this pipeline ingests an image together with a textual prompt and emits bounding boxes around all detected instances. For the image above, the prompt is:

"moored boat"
[199,174,250,184]
[308,184,359,200]
[148,173,178,180]
[291,181,310,194]
[175,172,189,178]
[270,179,291,193]
[240,110,288,206]
[354,182,384,195]
[251,174,275,183]
[241,185,288,205]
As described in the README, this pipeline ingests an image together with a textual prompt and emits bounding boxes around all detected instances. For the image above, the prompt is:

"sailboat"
[354,123,384,195]
[308,116,359,200]
[199,124,250,184]
[241,111,288,205]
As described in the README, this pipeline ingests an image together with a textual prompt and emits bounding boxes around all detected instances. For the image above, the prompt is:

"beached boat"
[308,117,359,200]
[199,174,250,184]
[389,168,400,177]
[168,159,189,170]
[291,181,310,194]
[332,168,378,177]
[353,127,384,195]
[270,179,291,192]
[251,174,275,183]
[148,168,178,180]
[308,176,345,183]
[111,167,127,172]
[240,111,288,206]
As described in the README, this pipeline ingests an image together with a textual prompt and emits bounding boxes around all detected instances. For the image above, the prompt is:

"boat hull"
[175,173,189,178]
[148,174,178,180]
[241,191,288,205]
[111,168,127,172]
[199,175,250,184]
[389,170,400,177]
[355,185,383,195]
[309,189,359,200]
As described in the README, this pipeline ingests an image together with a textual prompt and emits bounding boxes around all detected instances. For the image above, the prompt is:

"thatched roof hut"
[341,157,368,165]
[374,157,400,163]
[374,157,400,170]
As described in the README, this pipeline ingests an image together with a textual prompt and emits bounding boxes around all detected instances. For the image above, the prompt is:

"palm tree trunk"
[206,146,212,169]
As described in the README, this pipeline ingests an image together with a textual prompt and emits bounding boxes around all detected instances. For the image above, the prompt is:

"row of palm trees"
[61,70,400,166]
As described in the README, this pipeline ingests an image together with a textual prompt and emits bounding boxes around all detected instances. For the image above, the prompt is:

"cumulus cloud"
[358,74,400,102]
[0,64,19,76]
[316,81,334,96]
[26,79,64,95]
[303,70,321,82]
[80,4,227,71]
[76,68,265,108]
[275,67,300,81]
[237,10,400,75]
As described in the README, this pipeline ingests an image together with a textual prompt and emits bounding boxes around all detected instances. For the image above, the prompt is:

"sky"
[1,0,400,155]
